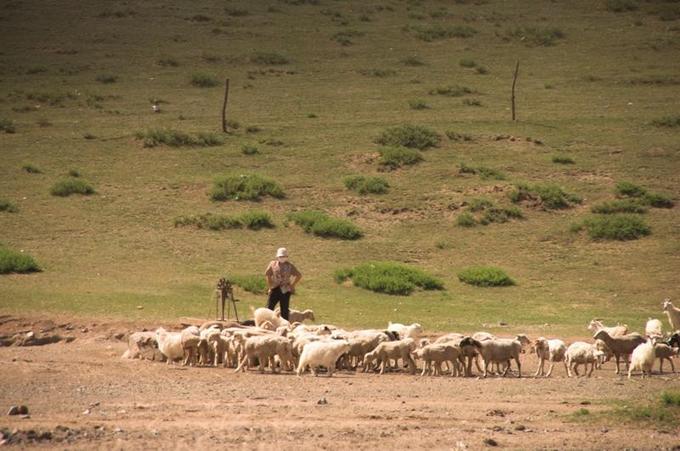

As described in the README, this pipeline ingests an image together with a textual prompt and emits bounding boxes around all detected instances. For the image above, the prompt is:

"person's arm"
[265,262,274,293]
[290,265,302,292]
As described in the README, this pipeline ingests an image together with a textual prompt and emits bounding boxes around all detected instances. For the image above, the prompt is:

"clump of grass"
[376,125,440,150]
[458,266,515,287]
[643,193,674,209]
[552,155,575,164]
[409,99,430,110]
[458,198,523,226]
[67,169,80,178]
[0,118,16,133]
[358,68,397,77]
[288,210,362,240]
[401,56,426,66]
[480,206,523,225]
[410,24,477,42]
[242,145,259,155]
[615,181,674,208]
[456,212,476,227]
[446,131,473,142]
[95,73,118,84]
[475,66,489,75]
[335,261,443,295]
[509,183,581,210]
[211,174,284,202]
[661,391,680,407]
[22,164,41,174]
[251,52,289,65]
[225,7,249,16]
[507,26,565,46]
[463,98,482,107]
[606,0,639,12]
[343,175,389,194]
[592,199,647,214]
[604,391,680,426]
[37,118,52,127]
[468,198,494,212]
[190,73,219,87]
[50,178,95,197]
[135,129,224,148]
[459,58,476,68]
[230,275,266,294]
[83,133,97,140]
[459,162,506,180]
[0,245,41,274]
[245,126,261,133]
[175,211,274,231]
[158,57,179,67]
[332,30,364,46]
[615,181,647,198]
[429,85,473,97]
[571,215,651,241]
[378,147,423,169]
[0,200,18,213]
[651,115,680,128]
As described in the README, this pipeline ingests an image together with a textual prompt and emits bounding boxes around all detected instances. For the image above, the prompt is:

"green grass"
[458,266,515,287]
[429,85,472,97]
[288,210,362,240]
[606,0,639,13]
[0,246,40,274]
[241,145,259,155]
[378,147,423,169]
[251,52,289,65]
[456,212,476,227]
[343,175,389,195]
[0,118,16,133]
[376,125,440,150]
[190,73,219,88]
[507,26,565,46]
[409,25,477,42]
[591,199,647,214]
[335,261,444,295]
[510,183,582,210]
[459,162,506,180]
[615,181,674,208]
[174,211,273,231]
[615,181,647,198]
[408,99,430,110]
[135,129,224,148]
[230,275,266,294]
[459,199,523,226]
[552,155,575,164]
[601,391,680,427]
[572,215,651,241]
[0,200,19,213]
[49,178,95,197]
[210,174,284,201]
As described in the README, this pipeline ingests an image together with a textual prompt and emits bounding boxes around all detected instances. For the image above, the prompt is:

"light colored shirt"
[265,260,301,294]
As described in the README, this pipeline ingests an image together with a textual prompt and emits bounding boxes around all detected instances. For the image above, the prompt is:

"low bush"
[507,26,565,46]
[211,174,284,201]
[343,175,389,194]
[643,193,674,208]
[50,178,95,197]
[458,266,515,287]
[191,73,219,87]
[458,198,523,226]
[251,52,289,65]
[288,210,362,240]
[174,211,274,231]
[401,56,426,66]
[225,7,249,16]
[358,68,397,77]
[572,214,650,241]
[376,124,440,150]
[616,181,647,198]
[332,30,364,46]
[651,116,680,128]
[429,85,472,97]
[0,245,41,274]
[68,169,80,178]
[510,183,581,210]
[615,181,674,208]
[459,58,476,68]
[606,0,639,12]
[95,73,118,84]
[335,261,443,295]
[475,66,489,75]
[410,24,477,42]
[446,131,473,142]
[230,275,266,294]
[459,162,505,180]
[552,155,575,164]
[378,147,423,169]
[22,164,41,174]
[463,98,482,107]
[135,129,224,148]
[592,200,647,214]
[480,206,523,225]
[0,118,16,133]
[409,99,430,110]
[242,145,259,155]
[456,212,476,227]
[157,58,179,67]
[0,200,18,213]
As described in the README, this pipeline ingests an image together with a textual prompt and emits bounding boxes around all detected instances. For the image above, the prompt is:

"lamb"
[252,307,290,329]
[235,335,294,373]
[412,344,462,376]
[645,318,663,339]
[296,340,351,377]
[592,330,646,374]
[654,343,677,373]
[155,327,184,365]
[663,298,680,332]
[121,331,165,361]
[475,338,523,378]
[180,326,201,366]
[565,342,604,377]
[438,334,482,377]
[587,319,628,337]
[276,308,315,324]
[363,338,417,374]
[628,339,656,379]
[533,337,567,377]
[387,322,423,340]
[342,332,386,369]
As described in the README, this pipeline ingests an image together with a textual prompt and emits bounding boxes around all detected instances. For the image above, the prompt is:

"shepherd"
[265,247,302,321]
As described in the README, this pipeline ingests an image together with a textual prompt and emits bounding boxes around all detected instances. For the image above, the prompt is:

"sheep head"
[593,329,610,341]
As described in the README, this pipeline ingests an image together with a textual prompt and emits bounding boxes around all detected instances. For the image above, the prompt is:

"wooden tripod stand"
[215,278,239,321]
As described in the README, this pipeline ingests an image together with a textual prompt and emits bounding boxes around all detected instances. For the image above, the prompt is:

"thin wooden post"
[221,78,230,133]
[511,61,519,121]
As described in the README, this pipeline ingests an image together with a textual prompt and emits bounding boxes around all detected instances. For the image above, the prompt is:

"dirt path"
[1,316,679,449]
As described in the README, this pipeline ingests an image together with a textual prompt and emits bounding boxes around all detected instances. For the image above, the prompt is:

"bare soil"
[1,315,679,450]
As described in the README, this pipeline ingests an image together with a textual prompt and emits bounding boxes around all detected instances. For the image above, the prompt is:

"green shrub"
[225,7,249,16]
[510,183,581,209]
[592,199,647,214]
[22,164,41,174]
[376,125,440,150]
[410,24,477,42]
[50,178,95,197]
[573,215,651,241]
[358,68,397,77]
[343,175,389,194]
[335,261,443,295]
[288,210,362,240]
[429,85,472,97]
[661,391,680,407]
[463,98,482,107]
[135,129,224,148]
[480,206,523,225]
[615,182,674,208]
[0,200,18,213]
[191,73,219,87]
[239,211,275,230]
[615,181,647,198]
[230,275,266,294]
[643,193,674,209]
[378,147,423,169]
[508,26,565,46]
[242,145,259,155]
[251,52,289,65]
[651,116,680,128]
[458,266,515,287]
[552,155,575,164]
[68,169,80,177]
[211,174,284,201]
[409,99,430,110]
[0,245,40,274]
[459,58,476,68]
[95,73,118,84]
[456,212,476,227]
[446,131,473,142]
[175,211,274,231]
[332,30,364,46]
[468,198,494,212]
[0,118,16,133]
[401,56,426,66]
[606,0,639,12]
[458,162,505,180]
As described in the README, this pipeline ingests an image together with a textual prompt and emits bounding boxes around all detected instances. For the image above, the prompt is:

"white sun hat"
[276,247,288,258]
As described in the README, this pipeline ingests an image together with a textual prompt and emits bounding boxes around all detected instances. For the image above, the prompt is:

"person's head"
[276,247,289,263]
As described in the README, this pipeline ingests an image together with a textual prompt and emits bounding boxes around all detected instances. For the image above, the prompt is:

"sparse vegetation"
[571,215,651,241]
[157,57,179,67]
[446,131,473,141]
[190,73,219,87]
[242,145,259,155]
[50,178,95,197]
[376,125,440,150]
[0,119,16,133]
[458,266,515,287]
[552,155,575,164]
[603,391,680,426]
[225,7,249,16]
[458,198,523,226]
[288,210,362,240]
[459,162,505,180]
[409,24,477,42]
[358,68,396,77]
[651,115,680,128]
[463,98,482,107]
[95,73,118,84]
[211,174,284,202]
[230,275,266,294]
[22,164,41,174]
[0,200,18,213]
[459,58,476,68]
[174,211,274,231]
[135,129,224,148]
[0,245,40,274]
[429,85,473,97]
[378,147,423,169]
[510,183,581,210]
[401,56,425,66]
[615,181,674,208]
[409,99,430,110]
[456,212,476,227]
[343,175,389,194]
[591,200,647,214]
[251,52,289,65]
[508,26,565,46]
[334,261,443,295]
[67,169,81,178]
[606,0,639,12]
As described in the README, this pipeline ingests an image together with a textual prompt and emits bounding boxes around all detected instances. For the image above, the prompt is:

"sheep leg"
[482,359,489,378]
[405,355,417,375]
[234,354,248,373]
[545,362,555,378]
[515,357,521,378]
[573,363,580,377]
[450,360,456,377]
[534,358,543,377]
[566,361,573,378]
[421,361,427,377]
[614,355,620,374]
[380,359,387,375]
[670,358,675,373]
[587,362,594,377]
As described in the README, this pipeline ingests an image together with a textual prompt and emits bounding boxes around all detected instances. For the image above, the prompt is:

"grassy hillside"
[1,0,679,335]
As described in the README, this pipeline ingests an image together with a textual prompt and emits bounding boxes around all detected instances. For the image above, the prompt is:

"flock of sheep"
[122,299,680,380]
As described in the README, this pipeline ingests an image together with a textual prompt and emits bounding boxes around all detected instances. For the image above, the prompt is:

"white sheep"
[663,298,680,332]
[296,340,351,377]
[387,322,423,340]
[235,335,294,373]
[252,307,290,329]
[276,307,315,324]
[565,341,604,377]
[412,343,462,376]
[438,335,483,377]
[587,319,628,337]
[155,327,184,365]
[628,339,656,379]
[655,343,677,373]
[645,318,663,338]
[363,338,417,374]
[180,326,201,366]
[533,337,567,377]
[476,338,523,378]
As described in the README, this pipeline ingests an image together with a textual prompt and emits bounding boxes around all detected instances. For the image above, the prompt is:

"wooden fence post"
[222,78,230,133]
[511,61,519,121]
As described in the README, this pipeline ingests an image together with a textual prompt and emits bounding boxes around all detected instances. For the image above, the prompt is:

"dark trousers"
[267,287,291,320]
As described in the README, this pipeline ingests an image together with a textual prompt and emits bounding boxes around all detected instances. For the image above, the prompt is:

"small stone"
[136,306,144,310]
[114,427,123,433]
[515,425,526,431]
[83,409,91,415]
[484,438,498,447]
[7,406,19,415]
[317,397,328,405]
[601,427,609,433]
[580,401,591,405]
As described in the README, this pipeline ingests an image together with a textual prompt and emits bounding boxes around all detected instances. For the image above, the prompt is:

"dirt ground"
[1,315,679,450]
